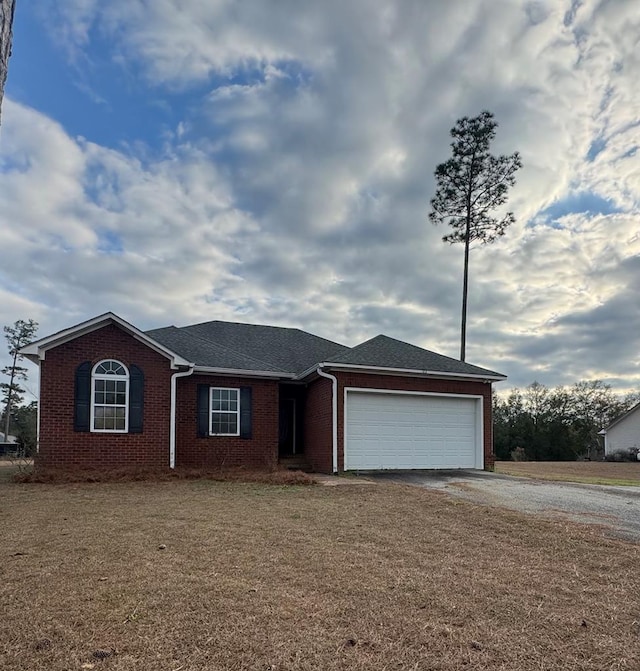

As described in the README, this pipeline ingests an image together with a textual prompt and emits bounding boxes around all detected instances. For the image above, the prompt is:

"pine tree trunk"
[0,0,16,124]
[460,224,470,362]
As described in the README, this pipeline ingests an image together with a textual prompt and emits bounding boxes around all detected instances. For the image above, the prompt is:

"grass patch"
[1,480,639,670]
[496,461,640,486]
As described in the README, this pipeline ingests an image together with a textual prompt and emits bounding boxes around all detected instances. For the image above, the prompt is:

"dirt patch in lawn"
[1,481,639,670]
[496,460,640,486]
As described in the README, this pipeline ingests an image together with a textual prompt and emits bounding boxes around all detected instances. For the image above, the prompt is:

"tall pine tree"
[2,319,38,441]
[429,111,521,361]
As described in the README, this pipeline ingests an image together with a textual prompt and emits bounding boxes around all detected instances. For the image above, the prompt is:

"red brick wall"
[175,374,279,469]
[38,324,173,470]
[334,372,494,471]
[303,377,333,473]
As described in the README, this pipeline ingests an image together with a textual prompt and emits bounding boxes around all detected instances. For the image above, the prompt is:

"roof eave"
[193,365,295,379]
[296,362,506,382]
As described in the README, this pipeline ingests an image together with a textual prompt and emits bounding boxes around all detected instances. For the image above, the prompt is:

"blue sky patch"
[97,230,124,255]
[586,137,606,162]
[539,191,622,224]
[8,7,209,150]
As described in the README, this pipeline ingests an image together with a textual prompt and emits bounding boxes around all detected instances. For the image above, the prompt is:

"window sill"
[91,429,129,434]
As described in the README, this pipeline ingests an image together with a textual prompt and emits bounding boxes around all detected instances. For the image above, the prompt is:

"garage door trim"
[343,387,484,470]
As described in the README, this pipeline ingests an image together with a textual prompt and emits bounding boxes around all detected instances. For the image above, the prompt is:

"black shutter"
[74,361,92,432]
[197,385,210,437]
[240,387,252,439]
[128,365,144,434]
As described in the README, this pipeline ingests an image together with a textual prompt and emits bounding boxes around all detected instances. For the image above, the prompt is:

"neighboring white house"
[0,433,18,455]
[600,403,640,457]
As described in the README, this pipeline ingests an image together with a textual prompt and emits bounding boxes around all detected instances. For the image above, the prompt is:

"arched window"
[91,360,129,432]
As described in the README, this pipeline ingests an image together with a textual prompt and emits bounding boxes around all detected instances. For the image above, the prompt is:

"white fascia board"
[297,362,506,382]
[19,312,192,369]
[193,366,295,379]
[296,363,327,380]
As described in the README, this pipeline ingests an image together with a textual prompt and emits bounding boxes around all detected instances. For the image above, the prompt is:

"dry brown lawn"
[496,460,640,486]
[0,460,30,482]
[1,479,639,671]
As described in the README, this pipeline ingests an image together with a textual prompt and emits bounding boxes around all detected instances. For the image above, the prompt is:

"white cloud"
[3,0,640,395]
[0,101,252,327]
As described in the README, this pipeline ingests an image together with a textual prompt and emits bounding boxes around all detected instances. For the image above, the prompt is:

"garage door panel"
[345,392,481,470]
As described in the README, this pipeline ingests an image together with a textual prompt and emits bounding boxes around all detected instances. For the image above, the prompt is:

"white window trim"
[90,359,129,434]
[209,387,240,437]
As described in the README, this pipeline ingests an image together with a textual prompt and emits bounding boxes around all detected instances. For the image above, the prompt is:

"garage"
[344,390,483,470]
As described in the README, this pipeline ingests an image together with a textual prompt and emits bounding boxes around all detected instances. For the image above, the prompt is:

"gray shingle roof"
[145,322,505,379]
[325,335,505,378]
[146,321,347,375]
[180,321,348,374]
[146,326,283,373]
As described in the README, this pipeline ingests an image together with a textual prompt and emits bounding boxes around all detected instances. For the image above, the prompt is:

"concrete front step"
[279,455,312,472]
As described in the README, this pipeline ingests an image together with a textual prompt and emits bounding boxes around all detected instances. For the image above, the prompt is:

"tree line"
[493,380,639,461]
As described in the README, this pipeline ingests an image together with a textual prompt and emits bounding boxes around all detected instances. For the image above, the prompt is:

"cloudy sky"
[1,0,639,395]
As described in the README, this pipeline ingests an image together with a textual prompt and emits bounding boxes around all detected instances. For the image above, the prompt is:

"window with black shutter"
[197,385,252,438]
[74,360,145,434]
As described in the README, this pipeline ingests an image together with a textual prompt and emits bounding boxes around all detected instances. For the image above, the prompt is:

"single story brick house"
[21,312,506,473]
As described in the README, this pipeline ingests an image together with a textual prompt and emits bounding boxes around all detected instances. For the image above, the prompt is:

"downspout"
[317,366,338,473]
[36,362,41,454]
[170,365,195,469]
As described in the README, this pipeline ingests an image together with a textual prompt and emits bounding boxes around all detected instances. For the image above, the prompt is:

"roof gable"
[324,334,505,379]
[20,312,191,368]
[603,401,640,432]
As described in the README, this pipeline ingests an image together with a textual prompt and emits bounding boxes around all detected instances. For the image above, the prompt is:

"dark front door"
[279,398,296,455]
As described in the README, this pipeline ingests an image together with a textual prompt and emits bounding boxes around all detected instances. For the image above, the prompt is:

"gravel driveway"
[366,470,640,542]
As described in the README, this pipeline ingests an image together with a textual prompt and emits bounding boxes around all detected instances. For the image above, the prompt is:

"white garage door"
[345,391,482,470]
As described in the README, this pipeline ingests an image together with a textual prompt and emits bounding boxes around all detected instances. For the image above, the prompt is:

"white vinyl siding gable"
[605,407,640,456]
